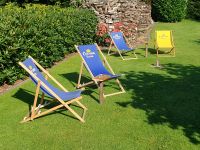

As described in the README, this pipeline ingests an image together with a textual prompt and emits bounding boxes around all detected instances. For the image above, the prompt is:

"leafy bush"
[152,0,187,22]
[0,0,83,7]
[0,0,84,7]
[95,23,110,46]
[187,0,200,20]
[0,3,97,85]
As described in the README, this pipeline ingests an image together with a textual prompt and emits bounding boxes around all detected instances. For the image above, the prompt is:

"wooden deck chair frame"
[75,43,125,103]
[108,32,138,60]
[154,30,175,57]
[19,56,87,123]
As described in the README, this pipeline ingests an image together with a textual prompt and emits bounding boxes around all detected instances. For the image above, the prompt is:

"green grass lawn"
[0,19,200,150]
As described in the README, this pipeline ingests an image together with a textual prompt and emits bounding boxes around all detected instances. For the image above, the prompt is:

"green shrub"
[0,0,82,7]
[187,0,200,20]
[152,0,187,22]
[0,3,97,85]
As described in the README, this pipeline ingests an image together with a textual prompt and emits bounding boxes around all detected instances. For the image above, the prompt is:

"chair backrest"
[156,30,173,48]
[21,58,63,98]
[109,32,132,51]
[76,44,113,77]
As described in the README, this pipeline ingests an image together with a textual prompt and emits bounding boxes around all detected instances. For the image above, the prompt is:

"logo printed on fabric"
[159,34,168,39]
[82,49,95,58]
[113,34,121,40]
[29,66,37,75]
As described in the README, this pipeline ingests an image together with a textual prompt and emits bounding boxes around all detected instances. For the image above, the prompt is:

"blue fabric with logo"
[110,32,134,51]
[78,44,120,79]
[22,58,81,101]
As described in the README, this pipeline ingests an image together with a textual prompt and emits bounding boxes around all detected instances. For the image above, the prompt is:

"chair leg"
[170,47,175,57]
[108,42,113,55]
[119,51,138,60]
[63,103,85,123]
[75,101,88,120]
[77,62,83,88]
[102,78,126,98]
[173,48,176,57]
[33,92,45,116]
[116,79,125,93]
[98,81,104,104]
[23,92,46,122]
[156,47,159,58]
[145,43,148,58]
[31,82,41,120]
[40,93,45,104]
[118,51,125,60]
[133,52,138,59]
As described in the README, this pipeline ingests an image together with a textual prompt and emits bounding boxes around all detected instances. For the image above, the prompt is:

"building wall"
[84,0,153,46]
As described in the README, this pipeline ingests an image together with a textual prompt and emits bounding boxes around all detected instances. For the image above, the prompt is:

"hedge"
[0,0,83,7]
[152,0,187,22]
[187,0,200,20]
[0,0,70,6]
[0,3,97,85]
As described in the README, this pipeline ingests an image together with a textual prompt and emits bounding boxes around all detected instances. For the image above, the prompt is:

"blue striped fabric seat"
[110,32,134,51]
[22,58,82,101]
[77,44,120,79]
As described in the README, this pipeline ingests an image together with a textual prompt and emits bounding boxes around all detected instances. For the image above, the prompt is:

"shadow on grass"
[60,72,123,103]
[107,48,141,58]
[143,47,156,55]
[117,63,200,144]
[13,88,35,105]
[194,39,200,44]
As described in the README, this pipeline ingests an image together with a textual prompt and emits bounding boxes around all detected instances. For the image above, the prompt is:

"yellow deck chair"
[155,30,175,57]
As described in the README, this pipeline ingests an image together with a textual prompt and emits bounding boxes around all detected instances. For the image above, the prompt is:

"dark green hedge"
[152,0,187,22]
[0,3,97,85]
[187,0,200,20]
[0,0,150,7]
[0,0,80,7]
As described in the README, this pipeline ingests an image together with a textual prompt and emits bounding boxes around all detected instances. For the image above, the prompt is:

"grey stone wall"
[83,0,153,46]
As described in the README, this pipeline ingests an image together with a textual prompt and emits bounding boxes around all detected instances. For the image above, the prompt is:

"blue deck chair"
[19,56,87,123]
[108,31,138,60]
[75,44,125,104]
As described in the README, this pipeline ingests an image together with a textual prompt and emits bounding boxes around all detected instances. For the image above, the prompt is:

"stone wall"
[83,0,153,46]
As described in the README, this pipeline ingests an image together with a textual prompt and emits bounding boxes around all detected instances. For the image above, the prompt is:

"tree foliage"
[0,3,97,85]
[0,0,83,7]
[152,0,187,22]
[187,0,200,20]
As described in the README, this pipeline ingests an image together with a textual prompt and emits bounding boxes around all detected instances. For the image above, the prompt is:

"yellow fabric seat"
[155,30,175,57]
